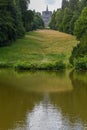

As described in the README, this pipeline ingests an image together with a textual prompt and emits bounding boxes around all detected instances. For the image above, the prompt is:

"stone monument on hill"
[42,6,52,27]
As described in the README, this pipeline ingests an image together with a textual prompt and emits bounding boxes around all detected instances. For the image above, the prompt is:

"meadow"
[0,30,77,70]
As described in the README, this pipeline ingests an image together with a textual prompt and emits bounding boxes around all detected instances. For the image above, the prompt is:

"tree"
[69,0,79,11]
[81,0,87,9]
[69,11,80,34]
[49,11,56,29]
[61,8,73,34]
[18,0,30,30]
[0,0,25,46]
[49,0,80,34]
[62,0,68,10]
[55,9,64,31]
[69,6,87,66]
[70,34,87,65]
[0,0,45,46]
[32,12,44,30]
[74,7,87,40]
[25,10,34,31]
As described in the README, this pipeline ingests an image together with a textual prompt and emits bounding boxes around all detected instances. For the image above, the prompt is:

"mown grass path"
[0,30,77,69]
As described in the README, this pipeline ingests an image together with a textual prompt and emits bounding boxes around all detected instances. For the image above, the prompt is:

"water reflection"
[0,69,87,130]
[0,69,73,93]
[25,94,62,130]
[0,84,42,130]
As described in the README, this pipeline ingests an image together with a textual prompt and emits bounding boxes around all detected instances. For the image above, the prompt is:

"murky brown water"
[0,69,87,130]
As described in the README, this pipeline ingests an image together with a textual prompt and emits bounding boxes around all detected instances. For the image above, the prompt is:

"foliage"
[70,35,87,65]
[18,0,30,29]
[75,57,87,70]
[49,0,83,35]
[81,0,87,10]
[0,0,44,46]
[69,5,87,71]
[49,11,56,30]
[69,0,79,11]
[49,0,87,70]
[74,7,87,40]
[69,11,80,34]
[24,10,34,31]
[0,0,25,46]
[62,0,68,10]
[61,8,73,34]
[32,12,44,30]
[14,61,66,71]
[0,11,16,46]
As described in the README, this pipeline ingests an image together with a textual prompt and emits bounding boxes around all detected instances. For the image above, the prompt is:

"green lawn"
[0,30,77,69]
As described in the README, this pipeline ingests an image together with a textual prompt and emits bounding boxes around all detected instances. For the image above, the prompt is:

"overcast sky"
[29,0,62,13]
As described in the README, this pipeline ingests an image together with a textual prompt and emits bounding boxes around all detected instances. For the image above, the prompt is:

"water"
[0,69,87,130]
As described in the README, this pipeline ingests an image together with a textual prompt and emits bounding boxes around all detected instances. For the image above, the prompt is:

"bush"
[14,61,66,71]
[14,62,37,70]
[54,61,66,70]
[0,62,11,68]
[75,57,87,70]
[70,35,87,65]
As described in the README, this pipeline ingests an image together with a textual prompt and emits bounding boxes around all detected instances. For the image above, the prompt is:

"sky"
[29,0,62,13]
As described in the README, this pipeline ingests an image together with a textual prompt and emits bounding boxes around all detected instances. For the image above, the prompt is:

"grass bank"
[0,30,77,70]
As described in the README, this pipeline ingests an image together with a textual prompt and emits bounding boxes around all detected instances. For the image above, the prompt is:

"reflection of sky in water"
[26,103,62,130]
[14,95,87,130]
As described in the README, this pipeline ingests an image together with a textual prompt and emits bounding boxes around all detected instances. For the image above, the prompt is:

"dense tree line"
[70,7,87,69]
[50,0,87,69]
[50,0,87,35]
[0,0,44,46]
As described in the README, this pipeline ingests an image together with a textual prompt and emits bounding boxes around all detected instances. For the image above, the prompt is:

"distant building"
[42,6,52,27]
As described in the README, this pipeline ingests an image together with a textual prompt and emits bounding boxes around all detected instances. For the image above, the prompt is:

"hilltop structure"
[42,6,52,27]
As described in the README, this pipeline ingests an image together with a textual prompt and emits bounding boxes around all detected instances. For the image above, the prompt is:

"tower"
[42,6,52,27]
[46,5,48,11]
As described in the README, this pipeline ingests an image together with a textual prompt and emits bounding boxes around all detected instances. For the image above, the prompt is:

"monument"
[42,6,52,27]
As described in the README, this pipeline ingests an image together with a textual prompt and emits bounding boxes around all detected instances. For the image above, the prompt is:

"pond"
[0,69,87,130]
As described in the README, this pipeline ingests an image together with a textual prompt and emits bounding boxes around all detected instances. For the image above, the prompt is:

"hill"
[0,30,77,70]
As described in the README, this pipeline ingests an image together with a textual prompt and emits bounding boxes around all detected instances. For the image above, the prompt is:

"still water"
[0,69,87,130]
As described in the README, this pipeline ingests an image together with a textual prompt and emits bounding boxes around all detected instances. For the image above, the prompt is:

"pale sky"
[29,0,62,13]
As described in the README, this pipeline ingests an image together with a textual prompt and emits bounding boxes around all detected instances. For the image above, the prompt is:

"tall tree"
[74,7,87,40]
[55,9,64,31]
[81,0,87,9]
[32,12,44,30]
[62,0,68,10]
[0,0,25,46]
[61,8,73,34]
[49,11,56,30]
[70,7,87,66]
[18,0,30,30]
[69,0,79,11]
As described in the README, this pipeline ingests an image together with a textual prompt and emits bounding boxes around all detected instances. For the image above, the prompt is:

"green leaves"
[74,7,87,40]
[0,0,25,46]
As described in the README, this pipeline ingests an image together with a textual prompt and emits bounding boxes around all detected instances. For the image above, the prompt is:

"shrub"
[70,34,87,65]
[14,61,66,71]
[54,61,66,70]
[75,57,87,70]
[0,62,11,68]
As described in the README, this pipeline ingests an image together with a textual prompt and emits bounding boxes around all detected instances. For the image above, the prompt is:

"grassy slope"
[0,30,77,68]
